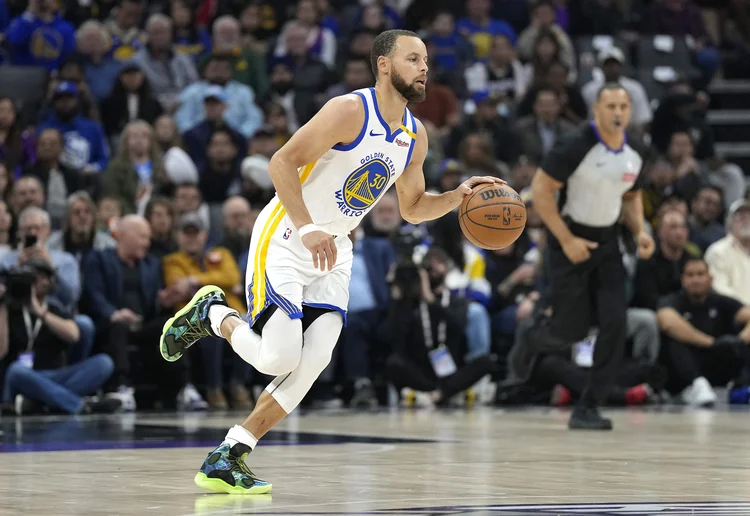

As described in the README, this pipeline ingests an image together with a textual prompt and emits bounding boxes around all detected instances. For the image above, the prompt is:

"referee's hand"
[562,237,598,264]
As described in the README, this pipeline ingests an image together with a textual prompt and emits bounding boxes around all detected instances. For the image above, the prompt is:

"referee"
[527,83,655,430]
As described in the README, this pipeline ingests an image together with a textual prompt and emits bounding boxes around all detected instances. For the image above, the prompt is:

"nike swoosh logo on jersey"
[369,130,384,137]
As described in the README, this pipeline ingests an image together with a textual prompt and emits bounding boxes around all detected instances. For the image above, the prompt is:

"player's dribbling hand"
[562,236,598,264]
[456,176,507,196]
[302,231,337,272]
[636,231,655,259]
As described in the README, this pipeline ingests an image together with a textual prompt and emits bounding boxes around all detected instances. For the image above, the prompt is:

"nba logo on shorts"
[502,207,511,225]
[283,228,292,240]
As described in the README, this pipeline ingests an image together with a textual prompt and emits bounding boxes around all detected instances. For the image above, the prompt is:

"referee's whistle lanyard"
[22,308,43,352]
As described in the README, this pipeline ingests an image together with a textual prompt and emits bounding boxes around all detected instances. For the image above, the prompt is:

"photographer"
[382,248,494,407]
[0,260,119,415]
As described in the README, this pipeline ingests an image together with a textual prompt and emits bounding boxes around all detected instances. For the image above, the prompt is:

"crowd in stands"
[0,0,750,414]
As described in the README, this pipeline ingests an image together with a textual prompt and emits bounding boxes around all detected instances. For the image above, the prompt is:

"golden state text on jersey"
[292,87,418,237]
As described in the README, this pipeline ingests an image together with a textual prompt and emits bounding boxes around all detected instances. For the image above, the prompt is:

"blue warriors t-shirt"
[430,34,469,71]
[456,18,516,60]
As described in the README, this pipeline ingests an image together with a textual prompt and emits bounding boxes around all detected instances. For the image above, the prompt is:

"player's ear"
[377,55,390,77]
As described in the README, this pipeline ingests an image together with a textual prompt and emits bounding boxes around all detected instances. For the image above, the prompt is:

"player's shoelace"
[229,454,260,481]
[177,317,211,345]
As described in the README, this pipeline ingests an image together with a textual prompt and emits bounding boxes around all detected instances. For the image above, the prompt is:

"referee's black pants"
[534,224,627,406]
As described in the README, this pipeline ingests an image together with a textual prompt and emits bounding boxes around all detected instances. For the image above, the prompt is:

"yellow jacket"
[162,247,245,313]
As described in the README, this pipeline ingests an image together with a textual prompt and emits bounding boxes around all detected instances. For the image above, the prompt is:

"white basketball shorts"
[245,197,353,328]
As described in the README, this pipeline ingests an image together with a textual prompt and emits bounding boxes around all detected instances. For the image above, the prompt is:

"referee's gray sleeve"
[539,131,593,183]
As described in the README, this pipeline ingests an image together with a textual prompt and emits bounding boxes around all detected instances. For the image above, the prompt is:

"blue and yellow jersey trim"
[248,161,316,323]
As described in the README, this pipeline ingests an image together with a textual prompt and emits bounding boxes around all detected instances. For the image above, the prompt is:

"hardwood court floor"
[1,407,750,516]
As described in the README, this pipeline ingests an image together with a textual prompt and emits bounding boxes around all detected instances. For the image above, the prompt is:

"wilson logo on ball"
[479,188,522,202]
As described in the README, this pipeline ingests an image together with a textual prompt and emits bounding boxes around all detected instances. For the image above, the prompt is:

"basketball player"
[522,84,655,430]
[159,29,503,494]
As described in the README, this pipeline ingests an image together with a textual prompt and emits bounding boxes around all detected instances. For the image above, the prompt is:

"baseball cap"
[120,60,141,73]
[204,85,228,103]
[253,125,275,138]
[53,81,78,97]
[178,212,207,232]
[437,159,462,176]
[471,89,500,105]
[598,47,626,65]
[728,199,750,218]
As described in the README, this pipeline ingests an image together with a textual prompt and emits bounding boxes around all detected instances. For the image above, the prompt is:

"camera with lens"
[389,259,422,301]
[0,260,55,308]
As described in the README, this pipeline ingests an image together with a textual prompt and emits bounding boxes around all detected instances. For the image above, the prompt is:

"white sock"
[223,424,259,450]
[208,305,240,338]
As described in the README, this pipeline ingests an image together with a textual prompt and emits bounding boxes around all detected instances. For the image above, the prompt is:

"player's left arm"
[395,119,504,224]
[622,153,654,259]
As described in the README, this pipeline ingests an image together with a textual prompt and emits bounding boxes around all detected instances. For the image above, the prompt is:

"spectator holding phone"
[0,206,80,311]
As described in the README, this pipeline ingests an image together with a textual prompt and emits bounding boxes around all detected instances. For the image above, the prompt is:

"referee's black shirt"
[541,122,647,233]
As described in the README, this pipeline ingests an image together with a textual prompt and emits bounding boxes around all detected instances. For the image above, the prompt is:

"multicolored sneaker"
[194,443,272,495]
[160,285,228,362]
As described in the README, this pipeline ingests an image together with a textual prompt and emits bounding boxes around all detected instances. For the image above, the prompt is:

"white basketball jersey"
[290,87,418,236]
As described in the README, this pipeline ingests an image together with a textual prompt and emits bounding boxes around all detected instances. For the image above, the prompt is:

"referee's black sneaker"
[568,404,613,431]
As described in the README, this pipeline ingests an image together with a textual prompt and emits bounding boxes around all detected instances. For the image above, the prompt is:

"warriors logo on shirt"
[335,156,395,217]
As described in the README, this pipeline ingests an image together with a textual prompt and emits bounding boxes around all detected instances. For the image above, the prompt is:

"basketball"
[458,183,527,250]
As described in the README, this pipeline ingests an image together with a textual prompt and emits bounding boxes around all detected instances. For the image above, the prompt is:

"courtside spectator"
[162,213,250,410]
[83,214,206,411]
[705,200,750,305]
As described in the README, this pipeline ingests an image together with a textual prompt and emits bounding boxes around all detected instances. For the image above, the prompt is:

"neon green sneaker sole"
[194,472,273,495]
[160,285,226,362]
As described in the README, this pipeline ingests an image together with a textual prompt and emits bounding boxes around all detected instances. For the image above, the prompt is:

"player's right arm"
[268,94,365,271]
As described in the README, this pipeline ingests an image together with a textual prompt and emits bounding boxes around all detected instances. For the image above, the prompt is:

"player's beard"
[390,68,426,103]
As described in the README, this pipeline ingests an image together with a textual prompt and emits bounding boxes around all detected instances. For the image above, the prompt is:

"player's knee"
[260,348,302,376]
[302,311,342,373]
[258,319,303,375]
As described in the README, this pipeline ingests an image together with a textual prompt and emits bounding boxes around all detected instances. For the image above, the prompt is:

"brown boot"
[229,384,253,410]
[206,388,228,410]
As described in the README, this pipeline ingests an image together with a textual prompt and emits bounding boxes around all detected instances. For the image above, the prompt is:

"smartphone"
[24,235,38,248]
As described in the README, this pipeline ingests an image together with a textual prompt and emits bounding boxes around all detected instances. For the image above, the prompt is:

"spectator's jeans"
[200,336,252,389]
[2,354,114,414]
[491,305,519,340]
[626,308,660,365]
[71,314,96,364]
[695,46,721,89]
[465,301,492,361]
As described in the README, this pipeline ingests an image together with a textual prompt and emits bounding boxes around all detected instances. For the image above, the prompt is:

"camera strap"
[419,289,450,351]
[22,308,43,352]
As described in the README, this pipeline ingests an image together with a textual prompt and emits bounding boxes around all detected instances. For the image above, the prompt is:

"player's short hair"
[596,82,630,102]
[370,29,421,78]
